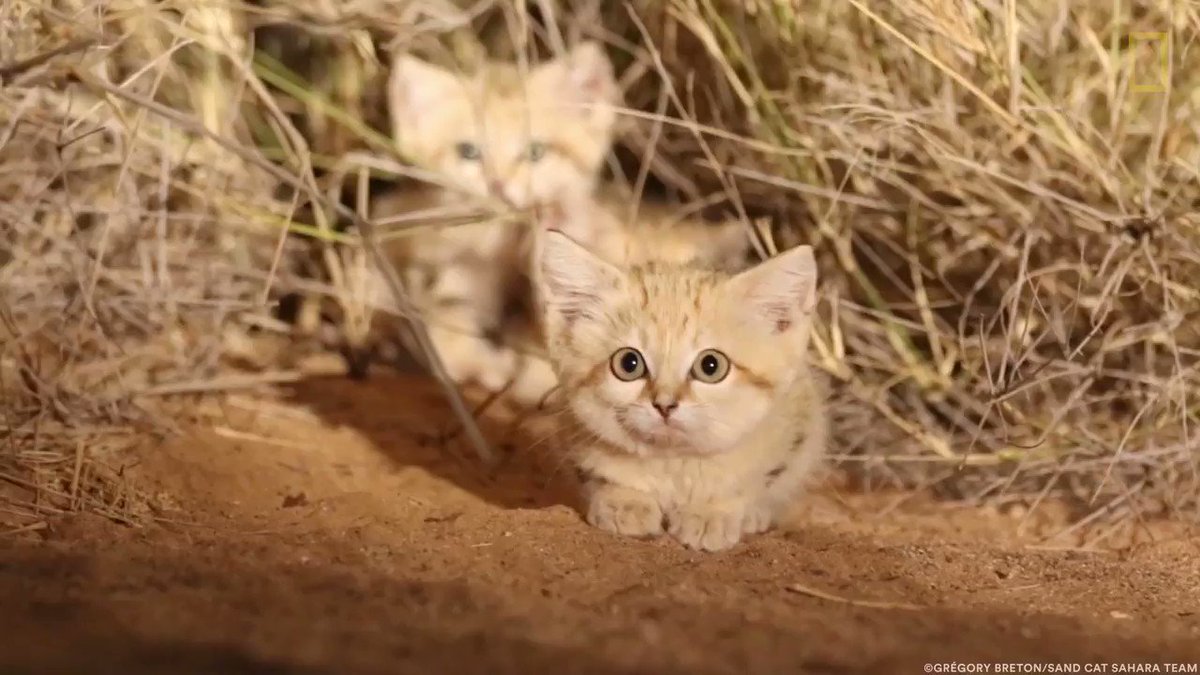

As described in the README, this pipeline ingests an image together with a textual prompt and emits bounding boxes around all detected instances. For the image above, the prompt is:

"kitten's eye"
[527,140,547,162]
[609,347,647,381]
[690,349,730,384]
[456,142,481,161]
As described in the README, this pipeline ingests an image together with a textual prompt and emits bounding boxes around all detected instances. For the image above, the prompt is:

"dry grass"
[2,0,1197,532]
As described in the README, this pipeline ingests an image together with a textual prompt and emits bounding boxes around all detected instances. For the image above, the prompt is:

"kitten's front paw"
[742,502,774,535]
[428,326,519,392]
[667,506,750,552]
[585,484,664,539]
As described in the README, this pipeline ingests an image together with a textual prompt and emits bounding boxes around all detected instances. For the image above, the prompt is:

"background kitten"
[388,41,617,209]
[373,41,620,391]
[534,230,827,551]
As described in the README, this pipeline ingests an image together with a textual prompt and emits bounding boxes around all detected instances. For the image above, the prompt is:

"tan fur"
[470,193,758,406]
[534,231,826,551]
[489,191,756,402]
[372,42,620,390]
[362,43,757,405]
[531,186,755,272]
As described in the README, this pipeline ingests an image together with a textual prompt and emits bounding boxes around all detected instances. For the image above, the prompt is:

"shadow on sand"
[281,371,581,512]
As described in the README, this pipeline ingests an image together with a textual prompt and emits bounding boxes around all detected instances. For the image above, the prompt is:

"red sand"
[2,373,1197,674]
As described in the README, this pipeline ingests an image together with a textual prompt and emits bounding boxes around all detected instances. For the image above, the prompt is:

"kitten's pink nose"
[652,399,678,419]
[488,178,505,196]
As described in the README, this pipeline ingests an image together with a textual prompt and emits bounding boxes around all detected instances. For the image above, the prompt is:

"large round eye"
[609,347,647,381]
[690,349,730,384]
[456,142,481,161]
[527,140,547,162]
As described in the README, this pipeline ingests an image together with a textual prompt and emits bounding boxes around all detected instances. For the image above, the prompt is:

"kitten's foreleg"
[579,473,665,539]
[665,500,762,552]
[425,322,518,391]
[502,352,559,408]
[414,265,519,391]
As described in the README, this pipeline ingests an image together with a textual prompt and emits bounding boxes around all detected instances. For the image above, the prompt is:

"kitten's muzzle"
[487,178,517,207]
[652,398,679,419]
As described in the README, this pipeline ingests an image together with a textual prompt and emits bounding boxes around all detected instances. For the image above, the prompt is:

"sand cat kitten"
[381,41,620,390]
[533,230,827,551]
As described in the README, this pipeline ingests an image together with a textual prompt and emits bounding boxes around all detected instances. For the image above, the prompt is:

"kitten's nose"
[487,178,505,197]
[652,399,679,419]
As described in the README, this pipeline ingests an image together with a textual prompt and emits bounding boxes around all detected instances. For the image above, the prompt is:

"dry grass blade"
[786,583,926,611]
[69,58,495,468]
[0,522,49,537]
[0,37,98,82]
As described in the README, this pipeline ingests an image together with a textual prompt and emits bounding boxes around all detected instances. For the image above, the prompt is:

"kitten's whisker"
[521,419,584,454]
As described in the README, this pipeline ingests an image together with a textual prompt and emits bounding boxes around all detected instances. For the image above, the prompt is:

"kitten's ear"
[388,54,464,146]
[532,41,618,128]
[536,229,624,324]
[727,244,818,335]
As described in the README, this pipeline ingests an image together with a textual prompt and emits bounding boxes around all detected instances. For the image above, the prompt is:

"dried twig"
[71,66,496,467]
[0,37,97,82]
[786,583,926,611]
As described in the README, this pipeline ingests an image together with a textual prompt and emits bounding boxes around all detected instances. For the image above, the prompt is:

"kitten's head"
[535,231,818,457]
[388,42,618,209]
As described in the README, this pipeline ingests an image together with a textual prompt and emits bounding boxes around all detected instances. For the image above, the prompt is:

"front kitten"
[534,230,827,551]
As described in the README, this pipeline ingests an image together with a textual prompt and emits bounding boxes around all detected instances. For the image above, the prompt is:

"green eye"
[456,142,481,160]
[690,349,730,384]
[610,347,647,381]
[527,140,547,162]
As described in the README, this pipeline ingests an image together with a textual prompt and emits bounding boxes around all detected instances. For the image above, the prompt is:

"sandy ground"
[1,372,1198,675]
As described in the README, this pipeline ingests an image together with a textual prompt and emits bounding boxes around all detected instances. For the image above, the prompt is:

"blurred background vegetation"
[2,0,1197,529]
